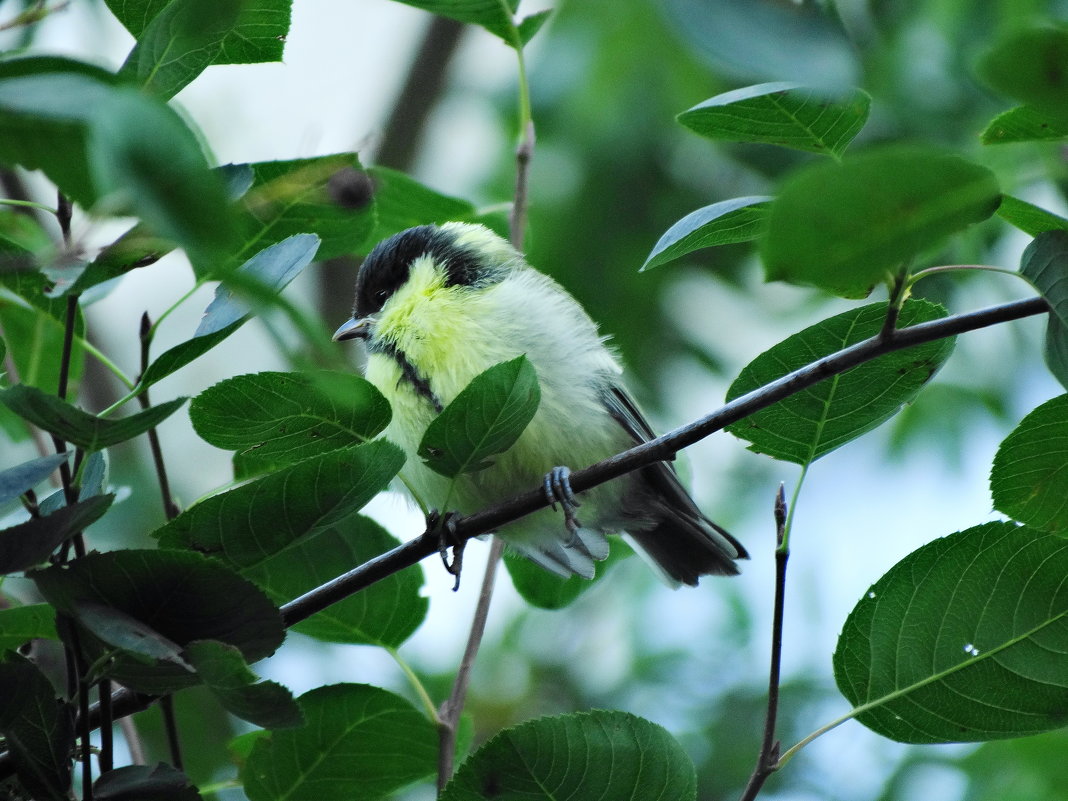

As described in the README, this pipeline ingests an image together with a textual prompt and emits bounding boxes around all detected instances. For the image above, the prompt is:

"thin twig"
[137,313,180,519]
[437,537,505,790]
[739,485,790,801]
[98,679,113,774]
[160,695,183,770]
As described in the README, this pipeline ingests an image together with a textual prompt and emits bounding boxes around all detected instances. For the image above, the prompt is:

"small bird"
[333,222,747,585]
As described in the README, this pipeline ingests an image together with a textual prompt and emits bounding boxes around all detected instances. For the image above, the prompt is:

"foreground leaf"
[0,385,186,451]
[504,543,628,610]
[834,522,1068,742]
[979,26,1068,123]
[94,763,201,801]
[388,0,518,46]
[419,356,540,477]
[761,147,1001,297]
[726,301,953,464]
[441,710,696,801]
[0,495,114,573]
[998,196,1068,236]
[991,394,1068,534]
[677,82,870,157]
[0,453,69,508]
[0,605,58,651]
[981,105,1068,144]
[1020,230,1068,388]
[641,196,772,271]
[243,684,437,801]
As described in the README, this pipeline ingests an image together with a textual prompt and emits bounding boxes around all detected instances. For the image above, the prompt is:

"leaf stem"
[137,313,180,519]
[387,647,441,725]
[0,197,58,215]
[907,263,1025,288]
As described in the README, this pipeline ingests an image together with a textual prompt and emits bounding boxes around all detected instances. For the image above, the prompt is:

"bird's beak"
[332,316,373,341]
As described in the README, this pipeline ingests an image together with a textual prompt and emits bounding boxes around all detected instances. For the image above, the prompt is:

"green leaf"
[991,395,1068,534]
[245,518,427,647]
[93,763,201,801]
[517,9,551,45]
[155,442,404,569]
[45,223,172,299]
[761,146,1001,298]
[997,196,1068,236]
[365,166,475,241]
[190,370,391,474]
[0,210,52,272]
[833,522,1068,743]
[0,385,186,451]
[106,0,290,65]
[0,495,114,573]
[137,320,244,392]
[677,82,870,157]
[979,26,1068,123]
[641,196,772,271]
[418,356,540,477]
[388,0,518,46]
[726,301,953,464]
[504,542,628,610]
[441,710,696,801]
[32,549,284,694]
[0,604,58,651]
[0,453,69,507]
[232,155,375,268]
[981,105,1068,144]
[118,0,245,99]
[0,300,85,398]
[0,656,75,801]
[184,639,303,729]
[1020,230,1068,389]
[195,234,319,333]
[242,684,437,801]
[72,600,192,669]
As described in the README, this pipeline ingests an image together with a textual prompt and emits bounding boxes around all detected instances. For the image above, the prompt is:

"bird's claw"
[544,466,583,538]
[426,510,465,591]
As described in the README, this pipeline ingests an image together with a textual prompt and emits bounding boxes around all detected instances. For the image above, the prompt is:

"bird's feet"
[426,509,464,591]
[544,465,583,544]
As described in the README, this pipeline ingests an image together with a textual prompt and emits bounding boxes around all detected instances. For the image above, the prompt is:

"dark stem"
[98,679,113,774]
[879,268,908,340]
[160,695,183,770]
[137,313,179,519]
[739,485,790,801]
[437,537,505,791]
[56,190,73,248]
[509,121,535,250]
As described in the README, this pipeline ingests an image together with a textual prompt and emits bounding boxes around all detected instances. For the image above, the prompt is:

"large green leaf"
[154,442,404,568]
[503,542,628,610]
[0,495,114,573]
[0,385,186,451]
[979,26,1068,123]
[31,549,284,694]
[365,166,475,241]
[0,453,69,508]
[0,605,58,651]
[726,301,953,464]
[834,522,1068,743]
[388,0,519,46]
[419,356,540,477]
[190,370,390,474]
[641,196,772,271]
[981,105,1068,145]
[991,394,1068,535]
[677,83,870,157]
[242,684,437,801]
[93,764,200,801]
[243,516,428,647]
[1020,230,1068,389]
[441,711,696,800]
[761,147,1001,297]
[998,196,1068,236]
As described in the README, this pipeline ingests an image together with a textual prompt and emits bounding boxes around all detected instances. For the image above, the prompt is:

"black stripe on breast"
[372,339,444,414]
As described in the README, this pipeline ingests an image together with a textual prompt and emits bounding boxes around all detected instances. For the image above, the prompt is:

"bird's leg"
[544,465,583,544]
[426,509,465,591]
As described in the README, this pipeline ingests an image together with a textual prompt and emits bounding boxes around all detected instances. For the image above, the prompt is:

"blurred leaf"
[641,196,772,271]
[991,394,1068,535]
[504,542,627,610]
[998,196,1068,235]
[0,385,186,450]
[441,710,696,800]
[119,0,245,98]
[0,604,58,650]
[137,320,244,392]
[979,26,1068,123]
[0,453,69,507]
[0,301,85,400]
[242,684,437,801]
[1020,230,1068,389]
[94,764,201,801]
[184,640,303,729]
[517,9,552,45]
[834,522,1068,743]
[0,495,113,573]
[32,549,284,694]
[106,0,290,64]
[0,655,75,801]
[388,0,518,46]
[243,516,428,648]
[191,370,391,474]
[726,301,953,464]
[155,442,404,568]
[678,83,870,156]
[366,166,475,241]
[46,224,172,299]
[419,356,540,477]
[761,147,1001,297]
[233,155,374,268]
[72,600,192,669]
[981,105,1068,144]
[0,210,51,272]
[195,234,319,335]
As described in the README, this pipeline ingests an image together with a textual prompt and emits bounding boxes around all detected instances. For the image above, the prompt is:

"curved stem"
[387,647,441,725]
[907,263,1025,289]
[0,198,58,215]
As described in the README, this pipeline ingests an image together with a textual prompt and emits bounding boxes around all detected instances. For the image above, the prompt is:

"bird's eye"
[375,289,388,302]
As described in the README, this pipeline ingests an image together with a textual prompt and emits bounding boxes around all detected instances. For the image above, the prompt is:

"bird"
[332,222,747,586]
